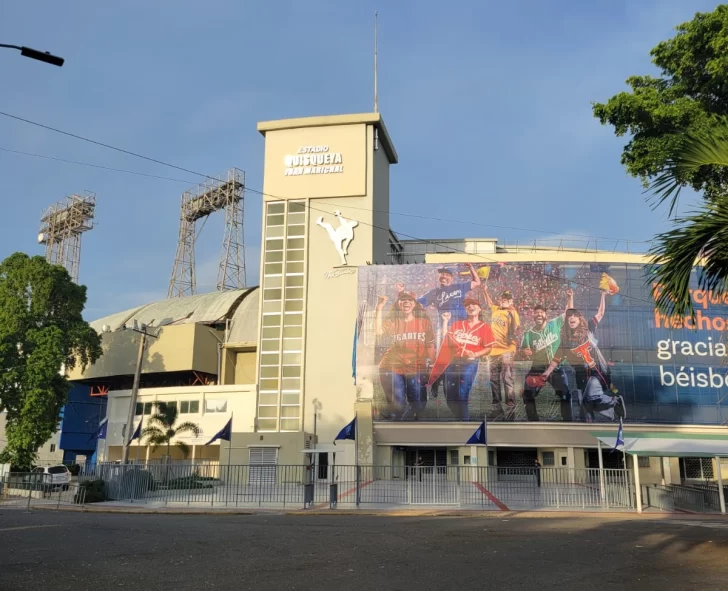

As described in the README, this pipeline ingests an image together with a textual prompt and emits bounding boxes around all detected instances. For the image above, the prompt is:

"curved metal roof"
[89,288,259,333]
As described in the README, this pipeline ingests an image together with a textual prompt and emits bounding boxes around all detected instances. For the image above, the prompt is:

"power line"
[0,140,650,245]
[0,147,198,184]
[0,110,657,302]
[0,110,217,181]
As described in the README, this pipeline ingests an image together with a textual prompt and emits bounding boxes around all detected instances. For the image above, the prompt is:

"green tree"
[142,402,201,459]
[593,5,728,212]
[648,122,728,316]
[0,253,102,469]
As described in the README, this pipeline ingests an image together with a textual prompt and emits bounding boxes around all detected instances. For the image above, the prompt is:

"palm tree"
[648,120,728,316]
[142,402,201,460]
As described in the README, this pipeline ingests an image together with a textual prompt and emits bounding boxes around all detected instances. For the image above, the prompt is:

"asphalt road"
[1,510,727,590]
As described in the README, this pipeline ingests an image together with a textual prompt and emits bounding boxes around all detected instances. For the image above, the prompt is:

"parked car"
[22,465,71,491]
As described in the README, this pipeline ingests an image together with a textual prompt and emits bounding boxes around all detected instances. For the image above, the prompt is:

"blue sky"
[0,0,718,319]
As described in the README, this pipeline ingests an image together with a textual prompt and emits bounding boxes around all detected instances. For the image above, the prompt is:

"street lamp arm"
[0,43,64,67]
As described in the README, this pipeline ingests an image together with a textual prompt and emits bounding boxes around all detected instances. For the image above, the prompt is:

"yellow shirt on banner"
[489,305,520,357]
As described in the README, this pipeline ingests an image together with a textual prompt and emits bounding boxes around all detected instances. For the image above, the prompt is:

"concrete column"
[716,456,726,515]
[354,400,374,465]
[597,441,606,503]
[632,454,642,514]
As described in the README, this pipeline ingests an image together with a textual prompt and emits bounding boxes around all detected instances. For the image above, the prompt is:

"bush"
[66,464,81,476]
[77,479,105,504]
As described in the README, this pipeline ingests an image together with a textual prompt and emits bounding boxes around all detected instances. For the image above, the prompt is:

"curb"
[27,504,728,520]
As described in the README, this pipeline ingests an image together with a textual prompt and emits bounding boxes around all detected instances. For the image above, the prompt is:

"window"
[449,450,459,465]
[638,457,650,468]
[180,400,199,414]
[49,444,56,453]
[542,452,555,466]
[561,456,567,466]
[48,466,67,474]
[135,402,142,416]
[205,399,227,413]
[464,455,471,465]
[143,402,153,415]
[682,457,714,479]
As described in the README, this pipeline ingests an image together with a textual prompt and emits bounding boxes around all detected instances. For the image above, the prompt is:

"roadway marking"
[0,524,63,533]
[472,482,510,511]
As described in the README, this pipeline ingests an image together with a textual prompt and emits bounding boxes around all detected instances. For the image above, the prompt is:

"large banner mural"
[356,262,728,425]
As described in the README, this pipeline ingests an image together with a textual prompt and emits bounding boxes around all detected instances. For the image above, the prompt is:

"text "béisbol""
[284,146,344,176]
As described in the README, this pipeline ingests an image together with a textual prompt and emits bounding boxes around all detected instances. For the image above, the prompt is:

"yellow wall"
[68,324,223,381]
[234,351,257,385]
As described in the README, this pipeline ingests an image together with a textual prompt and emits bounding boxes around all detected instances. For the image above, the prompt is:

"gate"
[406,466,460,505]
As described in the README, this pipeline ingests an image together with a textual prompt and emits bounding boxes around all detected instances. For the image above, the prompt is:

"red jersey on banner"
[427,320,495,386]
[378,317,435,374]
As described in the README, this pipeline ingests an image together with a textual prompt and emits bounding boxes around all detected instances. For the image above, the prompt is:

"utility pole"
[120,322,159,464]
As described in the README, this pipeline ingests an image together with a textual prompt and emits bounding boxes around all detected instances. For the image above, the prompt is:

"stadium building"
[29,112,728,511]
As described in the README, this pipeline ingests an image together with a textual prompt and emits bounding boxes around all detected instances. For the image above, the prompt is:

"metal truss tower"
[37,191,96,283]
[168,168,246,298]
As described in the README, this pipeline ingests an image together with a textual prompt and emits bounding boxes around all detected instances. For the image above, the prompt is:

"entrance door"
[403,447,458,505]
[317,452,329,480]
[249,447,278,485]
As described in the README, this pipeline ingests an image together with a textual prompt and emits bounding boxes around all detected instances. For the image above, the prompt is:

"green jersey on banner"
[521,315,564,365]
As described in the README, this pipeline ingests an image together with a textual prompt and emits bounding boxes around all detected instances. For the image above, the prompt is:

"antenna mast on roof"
[374,10,379,113]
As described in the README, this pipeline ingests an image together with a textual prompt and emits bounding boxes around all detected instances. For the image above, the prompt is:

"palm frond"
[141,426,164,439]
[174,421,201,438]
[144,432,168,453]
[145,413,170,430]
[648,121,728,217]
[175,441,191,458]
[153,402,179,427]
[649,195,728,316]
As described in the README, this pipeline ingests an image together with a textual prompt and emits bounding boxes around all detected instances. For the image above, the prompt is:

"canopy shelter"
[591,430,728,514]
[591,431,728,458]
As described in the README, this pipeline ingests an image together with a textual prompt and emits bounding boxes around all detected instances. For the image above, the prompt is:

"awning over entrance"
[591,431,728,457]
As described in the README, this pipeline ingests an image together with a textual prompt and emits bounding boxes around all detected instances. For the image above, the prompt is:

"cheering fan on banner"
[540,277,626,423]
[428,298,496,421]
[482,284,521,421]
[520,287,575,422]
[394,264,481,398]
[375,290,435,420]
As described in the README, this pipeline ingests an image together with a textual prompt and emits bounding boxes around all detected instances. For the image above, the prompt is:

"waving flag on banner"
[334,416,357,443]
[466,420,487,445]
[130,419,142,442]
[427,333,456,387]
[204,416,232,445]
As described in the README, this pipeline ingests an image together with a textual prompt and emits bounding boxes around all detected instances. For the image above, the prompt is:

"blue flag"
[130,419,142,441]
[87,418,108,443]
[205,417,232,445]
[612,417,624,452]
[466,420,487,445]
[334,417,356,443]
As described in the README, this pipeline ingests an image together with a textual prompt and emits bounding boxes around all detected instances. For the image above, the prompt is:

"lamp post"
[120,321,160,464]
[0,43,64,67]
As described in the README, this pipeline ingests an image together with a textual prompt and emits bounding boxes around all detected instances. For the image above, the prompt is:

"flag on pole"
[611,417,624,453]
[466,419,487,445]
[87,417,108,443]
[204,416,232,445]
[352,303,366,385]
[334,416,357,443]
[130,419,142,441]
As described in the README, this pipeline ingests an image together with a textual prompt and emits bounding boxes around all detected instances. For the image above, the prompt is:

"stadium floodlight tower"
[168,168,246,298]
[37,191,96,283]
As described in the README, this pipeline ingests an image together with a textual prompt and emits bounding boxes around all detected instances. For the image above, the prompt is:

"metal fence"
[641,483,725,513]
[0,472,86,510]
[75,462,635,510]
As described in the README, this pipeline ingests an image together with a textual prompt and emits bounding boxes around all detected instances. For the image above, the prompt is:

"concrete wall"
[100,384,257,462]
[256,113,397,464]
